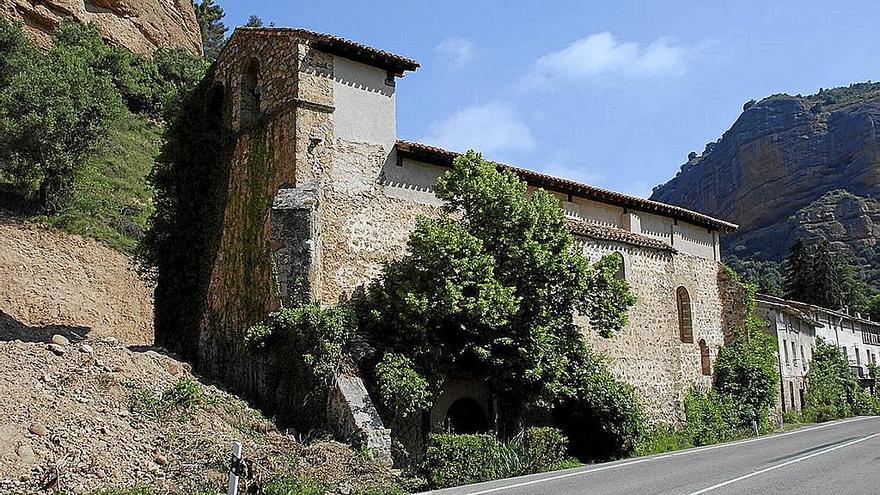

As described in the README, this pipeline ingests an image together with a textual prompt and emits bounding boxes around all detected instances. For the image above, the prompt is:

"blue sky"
[221,1,879,197]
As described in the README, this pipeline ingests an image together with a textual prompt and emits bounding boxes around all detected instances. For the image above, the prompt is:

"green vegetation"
[195,0,229,60]
[725,255,783,297]
[246,304,357,384]
[359,151,641,460]
[423,428,571,489]
[375,352,431,419]
[783,238,867,312]
[802,338,879,422]
[128,378,203,419]
[0,17,206,250]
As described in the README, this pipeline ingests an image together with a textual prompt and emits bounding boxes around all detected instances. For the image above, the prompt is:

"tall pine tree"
[783,239,866,311]
[194,0,228,60]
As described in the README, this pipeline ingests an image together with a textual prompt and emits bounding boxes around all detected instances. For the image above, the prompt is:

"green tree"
[866,295,880,322]
[246,15,264,27]
[360,151,640,459]
[0,46,122,212]
[803,337,871,421]
[783,239,866,311]
[195,0,228,60]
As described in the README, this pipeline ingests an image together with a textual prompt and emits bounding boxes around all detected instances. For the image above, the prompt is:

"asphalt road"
[420,416,880,495]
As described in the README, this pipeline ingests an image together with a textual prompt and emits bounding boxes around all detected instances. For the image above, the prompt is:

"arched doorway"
[444,397,489,434]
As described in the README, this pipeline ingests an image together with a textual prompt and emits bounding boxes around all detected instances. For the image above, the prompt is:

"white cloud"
[435,37,476,69]
[525,32,688,86]
[421,102,535,154]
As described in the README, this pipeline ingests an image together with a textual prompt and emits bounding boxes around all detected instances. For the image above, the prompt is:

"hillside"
[651,82,880,290]
[0,218,400,494]
[0,0,202,55]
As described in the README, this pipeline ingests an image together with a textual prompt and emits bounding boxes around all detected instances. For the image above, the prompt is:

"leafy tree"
[360,151,640,459]
[783,239,866,311]
[803,337,872,421]
[195,0,228,60]
[0,17,35,86]
[725,256,783,297]
[0,45,122,212]
[866,295,880,322]
[246,15,264,27]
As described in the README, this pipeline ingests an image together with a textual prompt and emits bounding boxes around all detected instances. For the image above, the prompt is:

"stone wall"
[577,239,728,423]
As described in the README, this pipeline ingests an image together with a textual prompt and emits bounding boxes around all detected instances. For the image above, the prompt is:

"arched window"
[240,58,261,127]
[699,339,711,375]
[676,286,694,343]
[609,251,626,281]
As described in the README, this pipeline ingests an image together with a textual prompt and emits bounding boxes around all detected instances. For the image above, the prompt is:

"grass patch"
[2,110,160,253]
[128,378,202,419]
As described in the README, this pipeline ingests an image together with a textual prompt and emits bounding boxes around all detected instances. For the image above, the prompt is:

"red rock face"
[651,84,880,262]
[0,0,202,55]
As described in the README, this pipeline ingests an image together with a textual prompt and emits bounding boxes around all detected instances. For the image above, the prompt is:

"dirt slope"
[0,338,395,494]
[0,214,154,346]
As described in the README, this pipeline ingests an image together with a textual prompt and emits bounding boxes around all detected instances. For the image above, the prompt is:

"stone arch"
[676,286,694,343]
[429,379,492,433]
[444,397,488,434]
[699,338,711,375]
[240,58,261,127]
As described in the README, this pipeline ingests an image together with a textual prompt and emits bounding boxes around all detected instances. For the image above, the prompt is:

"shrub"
[375,353,431,418]
[423,434,520,489]
[684,388,740,446]
[804,337,869,421]
[509,427,569,474]
[634,423,692,456]
[246,304,356,384]
[781,409,800,425]
[262,477,326,495]
[423,428,571,489]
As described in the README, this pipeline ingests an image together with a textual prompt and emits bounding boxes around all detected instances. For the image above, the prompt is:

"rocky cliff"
[651,83,880,283]
[0,0,201,55]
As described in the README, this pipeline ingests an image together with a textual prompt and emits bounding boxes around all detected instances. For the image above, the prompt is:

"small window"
[792,341,797,366]
[240,58,261,127]
[783,339,789,365]
[676,286,693,344]
[609,252,626,281]
[699,339,711,375]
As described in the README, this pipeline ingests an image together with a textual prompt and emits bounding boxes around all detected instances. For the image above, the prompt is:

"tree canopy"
[783,239,866,311]
[195,0,229,60]
[360,151,641,459]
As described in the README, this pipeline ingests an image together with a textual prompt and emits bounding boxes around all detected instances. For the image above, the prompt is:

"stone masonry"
[185,27,745,460]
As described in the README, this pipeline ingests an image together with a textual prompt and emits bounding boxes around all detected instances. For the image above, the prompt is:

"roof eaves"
[396,140,738,232]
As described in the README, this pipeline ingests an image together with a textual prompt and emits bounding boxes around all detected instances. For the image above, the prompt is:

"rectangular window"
[792,341,797,366]
[856,348,861,366]
[783,339,790,365]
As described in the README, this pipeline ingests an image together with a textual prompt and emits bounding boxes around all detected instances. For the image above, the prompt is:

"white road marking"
[417,416,880,495]
[686,432,880,494]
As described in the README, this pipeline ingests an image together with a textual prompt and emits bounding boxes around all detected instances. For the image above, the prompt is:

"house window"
[792,341,798,367]
[676,286,693,343]
[783,339,789,365]
[699,339,711,375]
[800,345,806,365]
[789,382,796,410]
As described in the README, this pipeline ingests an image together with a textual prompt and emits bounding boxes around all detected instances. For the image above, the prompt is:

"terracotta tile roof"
[757,293,880,328]
[567,221,675,252]
[395,140,738,232]
[231,27,420,75]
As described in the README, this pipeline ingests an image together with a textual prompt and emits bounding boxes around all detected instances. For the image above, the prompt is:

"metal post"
[228,441,242,495]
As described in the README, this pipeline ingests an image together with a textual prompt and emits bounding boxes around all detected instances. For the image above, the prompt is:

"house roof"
[757,293,880,329]
[755,294,823,327]
[568,221,675,252]
[230,27,420,75]
[395,140,738,232]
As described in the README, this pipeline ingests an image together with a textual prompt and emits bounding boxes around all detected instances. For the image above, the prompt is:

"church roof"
[395,140,738,232]
[231,27,420,75]
[567,221,675,252]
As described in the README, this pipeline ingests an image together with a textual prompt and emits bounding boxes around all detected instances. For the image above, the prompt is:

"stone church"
[184,27,743,456]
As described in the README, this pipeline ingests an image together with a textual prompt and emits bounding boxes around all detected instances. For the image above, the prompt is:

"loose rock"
[28,423,47,437]
[46,344,66,356]
[51,335,70,346]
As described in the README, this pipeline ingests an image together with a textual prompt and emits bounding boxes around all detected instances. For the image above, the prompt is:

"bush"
[634,423,692,456]
[684,388,740,446]
[375,353,431,419]
[424,428,570,489]
[509,427,569,474]
[424,434,519,489]
[781,409,800,425]
[804,337,871,421]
